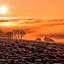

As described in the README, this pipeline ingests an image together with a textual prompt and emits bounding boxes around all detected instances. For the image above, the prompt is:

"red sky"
[0,0,64,19]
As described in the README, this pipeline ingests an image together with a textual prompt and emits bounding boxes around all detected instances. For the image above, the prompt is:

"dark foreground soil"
[0,38,64,64]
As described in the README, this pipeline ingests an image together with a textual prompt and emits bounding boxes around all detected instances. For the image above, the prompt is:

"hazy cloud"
[48,33,64,39]
[39,33,64,39]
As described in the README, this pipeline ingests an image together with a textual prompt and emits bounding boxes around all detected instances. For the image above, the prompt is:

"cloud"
[0,19,9,22]
[0,18,64,26]
[38,33,64,39]
[42,23,64,26]
[48,33,64,39]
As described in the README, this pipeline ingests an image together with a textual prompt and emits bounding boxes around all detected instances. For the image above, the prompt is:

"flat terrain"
[0,38,64,64]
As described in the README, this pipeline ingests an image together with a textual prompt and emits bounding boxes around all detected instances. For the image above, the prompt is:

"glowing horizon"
[0,19,64,43]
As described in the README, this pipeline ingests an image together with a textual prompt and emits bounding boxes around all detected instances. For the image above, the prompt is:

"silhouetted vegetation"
[0,29,26,40]
[44,36,55,42]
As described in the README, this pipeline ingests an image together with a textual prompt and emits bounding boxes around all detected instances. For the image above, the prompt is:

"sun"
[0,6,8,15]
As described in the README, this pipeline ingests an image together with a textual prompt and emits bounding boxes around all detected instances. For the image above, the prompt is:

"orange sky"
[0,19,64,43]
[0,0,64,19]
[0,0,64,43]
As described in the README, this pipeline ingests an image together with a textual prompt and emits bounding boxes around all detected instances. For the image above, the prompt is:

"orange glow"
[0,0,63,19]
[0,0,64,43]
[0,19,64,43]
[0,6,8,15]
[0,22,13,26]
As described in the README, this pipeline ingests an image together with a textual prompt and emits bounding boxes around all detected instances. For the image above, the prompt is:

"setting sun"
[0,6,8,15]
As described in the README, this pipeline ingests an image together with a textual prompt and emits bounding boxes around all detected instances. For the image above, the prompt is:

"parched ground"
[0,38,64,64]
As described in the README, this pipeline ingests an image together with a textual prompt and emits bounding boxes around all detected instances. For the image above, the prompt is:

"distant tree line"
[0,29,55,42]
[0,29,27,39]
